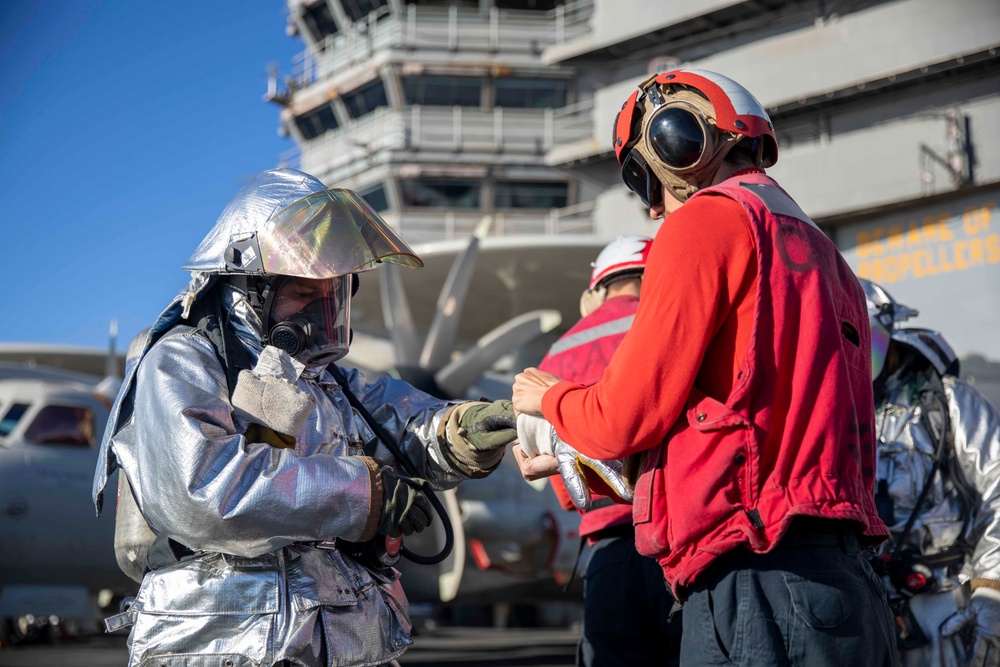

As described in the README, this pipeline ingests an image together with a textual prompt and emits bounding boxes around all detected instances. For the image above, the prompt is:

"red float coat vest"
[629,174,888,593]
[539,296,637,539]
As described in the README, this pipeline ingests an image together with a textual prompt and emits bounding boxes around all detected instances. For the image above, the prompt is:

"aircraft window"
[358,183,390,212]
[22,405,96,448]
[301,1,339,43]
[495,181,569,209]
[400,178,481,208]
[341,0,390,22]
[295,103,340,140]
[402,76,483,107]
[494,78,568,109]
[344,80,389,119]
[0,403,30,437]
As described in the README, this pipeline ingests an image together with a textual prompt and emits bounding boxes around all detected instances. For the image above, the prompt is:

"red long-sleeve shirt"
[541,195,757,460]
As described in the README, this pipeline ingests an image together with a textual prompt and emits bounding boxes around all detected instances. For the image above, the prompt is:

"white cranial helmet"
[589,235,653,291]
[580,235,653,317]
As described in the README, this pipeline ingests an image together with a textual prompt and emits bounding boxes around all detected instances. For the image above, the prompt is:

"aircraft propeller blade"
[379,263,422,366]
[437,488,466,603]
[434,309,562,398]
[418,216,492,371]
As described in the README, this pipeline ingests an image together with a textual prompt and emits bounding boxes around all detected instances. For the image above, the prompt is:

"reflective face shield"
[224,189,423,278]
[264,276,352,366]
[869,303,893,381]
[859,277,920,381]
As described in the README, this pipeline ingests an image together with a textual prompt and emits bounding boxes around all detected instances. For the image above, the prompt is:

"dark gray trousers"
[579,533,681,667]
[679,520,898,667]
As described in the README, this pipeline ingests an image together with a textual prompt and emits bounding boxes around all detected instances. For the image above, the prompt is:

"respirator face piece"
[265,276,352,366]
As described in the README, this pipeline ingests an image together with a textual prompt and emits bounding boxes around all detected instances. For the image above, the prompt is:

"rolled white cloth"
[516,413,556,457]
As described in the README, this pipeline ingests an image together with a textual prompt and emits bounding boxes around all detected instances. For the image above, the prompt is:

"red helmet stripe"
[614,90,641,164]
[655,69,773,139]
[590,236,653,289]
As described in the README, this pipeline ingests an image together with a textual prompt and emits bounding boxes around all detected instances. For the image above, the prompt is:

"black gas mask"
[259,275,354,366]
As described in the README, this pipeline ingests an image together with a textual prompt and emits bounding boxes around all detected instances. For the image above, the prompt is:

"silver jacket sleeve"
[120,331,379,558]
[948,378,1000,584]
[337,367,467,489]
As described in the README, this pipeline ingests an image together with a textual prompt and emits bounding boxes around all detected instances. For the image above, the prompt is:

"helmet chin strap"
[257,276,286,348]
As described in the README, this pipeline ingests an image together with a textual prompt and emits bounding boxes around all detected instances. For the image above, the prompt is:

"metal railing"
[284,104,594,181]
[297,107,406,177]
[550,98,595,146]
[390,200,597,244]
[291,0,595,87]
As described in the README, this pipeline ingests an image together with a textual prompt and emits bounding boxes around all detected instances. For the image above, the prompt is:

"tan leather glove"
[439,401,513,477]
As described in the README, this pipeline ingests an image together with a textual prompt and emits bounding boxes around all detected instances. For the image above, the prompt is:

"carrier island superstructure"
[269,0,1000,400]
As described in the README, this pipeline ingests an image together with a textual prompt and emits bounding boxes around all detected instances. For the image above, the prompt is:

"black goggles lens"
[648,106,706,170]
[620,150,663,209]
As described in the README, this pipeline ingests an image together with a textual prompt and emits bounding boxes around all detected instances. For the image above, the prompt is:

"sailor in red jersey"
[513,69,896,666]
[539,236,680,667]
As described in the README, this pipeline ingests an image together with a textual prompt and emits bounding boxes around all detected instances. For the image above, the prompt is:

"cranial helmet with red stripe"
[612,69,778,207]
[580,235,652,316]
[589,235,652,290]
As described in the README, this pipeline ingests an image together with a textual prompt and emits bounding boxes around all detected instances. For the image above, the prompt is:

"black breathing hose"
[403,480,454,565]
[328,366,454,566]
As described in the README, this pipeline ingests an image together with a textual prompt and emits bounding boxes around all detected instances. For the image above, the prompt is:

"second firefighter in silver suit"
[863,279,1000,667]
[92,168,518,667]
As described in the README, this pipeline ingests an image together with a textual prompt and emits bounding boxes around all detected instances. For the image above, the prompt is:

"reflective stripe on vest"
[546,315,635,357]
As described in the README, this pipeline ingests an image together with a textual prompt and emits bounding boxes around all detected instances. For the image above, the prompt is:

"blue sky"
[0,1,301,349]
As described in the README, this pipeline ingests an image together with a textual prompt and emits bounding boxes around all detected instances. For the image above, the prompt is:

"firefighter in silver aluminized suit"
[862,279,1000,667]
[91,168,515,667]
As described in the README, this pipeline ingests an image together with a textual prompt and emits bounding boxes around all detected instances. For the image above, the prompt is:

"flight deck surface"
[0,626,578,666]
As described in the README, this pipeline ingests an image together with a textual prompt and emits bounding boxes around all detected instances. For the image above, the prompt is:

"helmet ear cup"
[269,321,306,357]
[647,106,707,170]
[635,91,736,203]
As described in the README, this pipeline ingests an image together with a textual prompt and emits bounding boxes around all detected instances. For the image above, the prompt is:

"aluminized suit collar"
[214,279,265,356]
